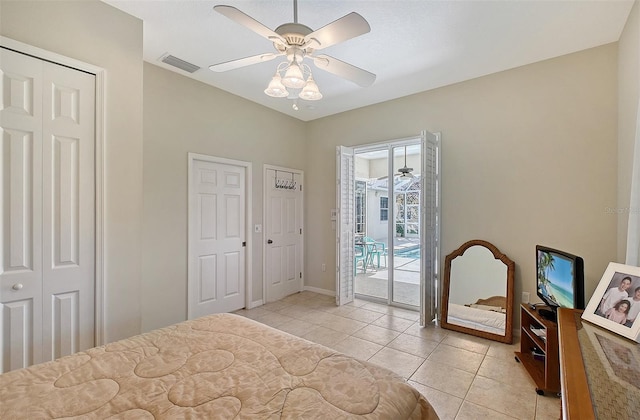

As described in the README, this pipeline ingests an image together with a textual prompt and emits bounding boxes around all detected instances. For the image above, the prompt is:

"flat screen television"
[536,245,585,319]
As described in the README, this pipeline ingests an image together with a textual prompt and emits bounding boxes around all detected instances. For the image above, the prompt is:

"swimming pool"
[394,245,421,259]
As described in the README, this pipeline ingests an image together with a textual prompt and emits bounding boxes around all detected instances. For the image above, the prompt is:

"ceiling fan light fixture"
[282,62,305,88]
[212,2,376,108]
[264,72,289,97]
[299,74,322,101]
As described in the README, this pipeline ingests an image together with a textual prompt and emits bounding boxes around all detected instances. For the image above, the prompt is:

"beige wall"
[2,0,633,340]
[618,0,640,262]
[0,0,144,342]
[142,63,306,332]
[306,45,618,316]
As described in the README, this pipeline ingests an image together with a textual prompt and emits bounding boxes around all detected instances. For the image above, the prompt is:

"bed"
[446,296,507,335]
[445,303,506,335]
[0,313,438,419]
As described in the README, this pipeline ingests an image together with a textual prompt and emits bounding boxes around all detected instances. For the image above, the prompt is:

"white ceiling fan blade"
[209,52,282,72]
[214,5,286,45]
[313,54,376,87]
[304,12,370,50]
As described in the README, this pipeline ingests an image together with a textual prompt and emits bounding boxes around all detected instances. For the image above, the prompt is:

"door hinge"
[242,241,246,247]
[299,272,302,279]
[300,228,302,234]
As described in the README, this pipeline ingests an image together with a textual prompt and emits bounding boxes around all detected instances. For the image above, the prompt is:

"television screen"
[536,246,585,309]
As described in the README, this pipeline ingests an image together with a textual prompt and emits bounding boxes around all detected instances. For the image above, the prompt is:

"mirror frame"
[441,239,515,343]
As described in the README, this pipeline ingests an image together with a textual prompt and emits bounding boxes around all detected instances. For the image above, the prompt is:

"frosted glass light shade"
[264,74,288,98]
[299,75,322,101]
[282,63,305,88]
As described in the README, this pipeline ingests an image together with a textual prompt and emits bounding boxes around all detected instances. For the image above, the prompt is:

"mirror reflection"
[441,240,514,343]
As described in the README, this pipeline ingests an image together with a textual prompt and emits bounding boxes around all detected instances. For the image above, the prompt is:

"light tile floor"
[234,291,561,420]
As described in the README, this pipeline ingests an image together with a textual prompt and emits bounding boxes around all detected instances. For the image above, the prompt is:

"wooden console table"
[557,308,640,419]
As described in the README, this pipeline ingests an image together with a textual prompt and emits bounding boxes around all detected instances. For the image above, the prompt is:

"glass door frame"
[353,136,424,311]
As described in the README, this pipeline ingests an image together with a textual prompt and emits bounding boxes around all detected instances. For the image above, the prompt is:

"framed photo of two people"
[583,262,640,342]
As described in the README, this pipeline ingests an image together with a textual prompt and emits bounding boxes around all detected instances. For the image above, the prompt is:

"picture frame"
[582,262,640,343]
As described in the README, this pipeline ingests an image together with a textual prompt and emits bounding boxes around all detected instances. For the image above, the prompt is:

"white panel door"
[336,146,355,306]
[41,59,95,359]
[189,158,246,318]
[1,48,95,372]
[0,50,44,371]
[264,168,303,303]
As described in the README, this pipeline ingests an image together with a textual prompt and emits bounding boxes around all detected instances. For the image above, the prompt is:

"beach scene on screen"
[538,252,574,308]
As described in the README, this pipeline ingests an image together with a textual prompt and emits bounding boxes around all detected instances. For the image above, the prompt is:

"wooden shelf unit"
[514,304,560,395]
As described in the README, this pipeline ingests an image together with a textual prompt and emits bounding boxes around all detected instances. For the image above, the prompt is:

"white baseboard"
[303,286,336,297]
[249,299,263,309]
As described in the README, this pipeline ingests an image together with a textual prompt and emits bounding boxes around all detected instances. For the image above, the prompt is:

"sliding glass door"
[353,147,390,301]
[351,141,422,309]
[337,132,439,322]
[391,144,422,307]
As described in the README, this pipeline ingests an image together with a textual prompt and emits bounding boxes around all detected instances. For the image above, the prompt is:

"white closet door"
[1,48,95,372]
[1,50,45,371]
[41,60,95,360]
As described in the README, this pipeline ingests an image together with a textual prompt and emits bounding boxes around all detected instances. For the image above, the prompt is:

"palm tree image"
[537,252,555,298]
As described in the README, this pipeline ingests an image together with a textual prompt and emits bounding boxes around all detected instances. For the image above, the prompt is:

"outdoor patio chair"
[363,237,386,269]
[354,245,366,275]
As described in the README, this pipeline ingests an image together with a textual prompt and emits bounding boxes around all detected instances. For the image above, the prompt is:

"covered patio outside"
[354,237,421,307]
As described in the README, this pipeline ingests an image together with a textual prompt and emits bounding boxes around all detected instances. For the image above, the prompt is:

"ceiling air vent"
[160,54,200,73]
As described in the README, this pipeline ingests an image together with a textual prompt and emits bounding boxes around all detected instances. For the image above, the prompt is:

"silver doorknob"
[12,283,23,291]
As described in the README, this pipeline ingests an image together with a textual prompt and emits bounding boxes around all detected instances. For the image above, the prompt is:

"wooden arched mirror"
[441,240,515,343]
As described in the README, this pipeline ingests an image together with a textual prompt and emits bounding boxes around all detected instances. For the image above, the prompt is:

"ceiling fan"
[209,0,376,90]
[377,146,415,180]
[396,149,415,178]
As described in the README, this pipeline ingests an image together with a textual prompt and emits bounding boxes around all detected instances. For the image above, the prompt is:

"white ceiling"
[103,0,634,122]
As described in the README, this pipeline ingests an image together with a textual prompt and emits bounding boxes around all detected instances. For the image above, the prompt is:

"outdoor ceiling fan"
[377,146,415,180]
[395,146,415,179]
[209,0,376,94]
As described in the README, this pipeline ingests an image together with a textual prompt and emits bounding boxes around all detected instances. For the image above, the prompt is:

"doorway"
[336,132,440,324]
[263,166,304,303]
[354,143,422,308]
[187,153,251,318]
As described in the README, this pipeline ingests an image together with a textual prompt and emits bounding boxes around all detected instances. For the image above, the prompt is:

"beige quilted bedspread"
[1,313,438,419]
